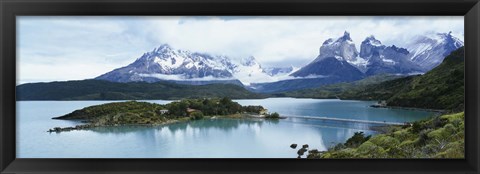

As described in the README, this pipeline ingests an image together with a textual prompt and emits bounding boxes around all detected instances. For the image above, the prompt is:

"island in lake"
[48,98,282,133]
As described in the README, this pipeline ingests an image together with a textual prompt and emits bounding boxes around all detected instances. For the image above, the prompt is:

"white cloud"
[17,16,464,84]
[138,73,235,81]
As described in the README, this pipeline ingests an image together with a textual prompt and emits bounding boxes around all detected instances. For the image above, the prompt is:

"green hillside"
[340,47,464,111]
[16,80,266,100]
[308,112,464,158]
[279,74,404,99]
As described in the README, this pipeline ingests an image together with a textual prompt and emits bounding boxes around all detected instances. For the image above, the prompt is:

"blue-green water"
[16,98,436,158]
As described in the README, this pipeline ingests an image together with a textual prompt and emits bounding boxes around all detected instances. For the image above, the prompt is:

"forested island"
[49,97,280,133]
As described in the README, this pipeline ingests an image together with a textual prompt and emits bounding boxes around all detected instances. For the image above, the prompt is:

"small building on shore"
[378,100,387,106]
[158,109,169,115]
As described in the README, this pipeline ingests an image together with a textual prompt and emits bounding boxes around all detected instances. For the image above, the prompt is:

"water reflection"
[84,118,279,134]
[17,99,432,158]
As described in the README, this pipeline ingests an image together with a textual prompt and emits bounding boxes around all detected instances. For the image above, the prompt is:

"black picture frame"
[1,0,479,173]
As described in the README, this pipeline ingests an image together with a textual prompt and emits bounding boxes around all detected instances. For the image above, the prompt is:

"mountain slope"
[290,57,365,80]
[340,47,464,111]
[16,80,266,100]
[407,32,464,71]
[250,56,365,93]
[359,36,423,76]
[278,74,404,98]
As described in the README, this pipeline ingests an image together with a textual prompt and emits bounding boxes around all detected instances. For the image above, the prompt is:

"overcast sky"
[17,16,464,84]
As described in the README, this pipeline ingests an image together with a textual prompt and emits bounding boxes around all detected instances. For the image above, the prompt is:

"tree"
[344,132,371,148]
[265,112,280,119]
[190,111,204,120]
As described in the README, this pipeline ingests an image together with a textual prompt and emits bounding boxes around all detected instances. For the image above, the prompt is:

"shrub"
[356,141,387,158]
[322,148,358,158]
[345,132,371,148]
[265,112,280,119]
[190,111,204,120]
[392,129,414,142]
[368,135,400,150]
[411,122,423,133]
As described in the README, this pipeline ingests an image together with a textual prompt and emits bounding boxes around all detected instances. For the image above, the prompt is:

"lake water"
[16,98,436,158]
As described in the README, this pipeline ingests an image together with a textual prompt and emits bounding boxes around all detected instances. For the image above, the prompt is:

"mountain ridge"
[16,79,265,100]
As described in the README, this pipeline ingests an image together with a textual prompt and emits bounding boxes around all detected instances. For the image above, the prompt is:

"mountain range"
[249,31,462,92]
[96,44,288,86]
[87,31,463,93]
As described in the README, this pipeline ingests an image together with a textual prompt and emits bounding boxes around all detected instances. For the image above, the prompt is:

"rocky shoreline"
[48,119,183,133]
[370,104,446,114]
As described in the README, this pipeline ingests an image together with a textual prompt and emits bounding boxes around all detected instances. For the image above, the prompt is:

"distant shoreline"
[369,104,446,114]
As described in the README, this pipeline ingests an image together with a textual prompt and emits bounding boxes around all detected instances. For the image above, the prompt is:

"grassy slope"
[308,112,464,158]
[16,80,265,100]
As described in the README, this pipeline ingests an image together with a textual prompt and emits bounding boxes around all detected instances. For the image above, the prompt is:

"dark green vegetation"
[308,112,464,158]
[17,80,265,100]
[278,74,403,99]
[264,112,280,119]
[52,97,267,128]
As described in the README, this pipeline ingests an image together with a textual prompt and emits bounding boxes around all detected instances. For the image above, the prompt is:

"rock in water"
[290,144,298,149]
[297,148,308,156]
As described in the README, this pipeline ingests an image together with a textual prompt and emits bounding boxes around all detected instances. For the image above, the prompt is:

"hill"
[340,47,464,111]
[277,74,404,98]
[307,112,464,158]
[16,80,266,100]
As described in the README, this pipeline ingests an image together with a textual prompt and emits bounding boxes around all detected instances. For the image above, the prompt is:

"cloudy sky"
[17,16,464,84]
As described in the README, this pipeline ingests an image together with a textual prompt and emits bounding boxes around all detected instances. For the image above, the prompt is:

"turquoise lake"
[16,98,436,158]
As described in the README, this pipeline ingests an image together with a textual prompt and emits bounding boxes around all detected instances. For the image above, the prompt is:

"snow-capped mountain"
[95,31,463,93]
[407,32,464,71]
[250,55,366,93]
[292,32,422,79]
[359,36,424,76]
[96,44,237,83]
[96,44,277,85]
[251,32,428,93]
[232,56,274,85]
[316,31,369,67]
[263,66,295,76]
[359,35,385,61]
[252,32,367,93]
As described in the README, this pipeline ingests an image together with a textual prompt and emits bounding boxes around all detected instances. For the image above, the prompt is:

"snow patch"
[382,58,396,64]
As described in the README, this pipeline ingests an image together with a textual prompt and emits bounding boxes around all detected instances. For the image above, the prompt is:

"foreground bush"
[308,112,464,158]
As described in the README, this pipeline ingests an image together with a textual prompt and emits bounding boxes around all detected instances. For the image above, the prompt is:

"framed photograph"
[1,0,479,173]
